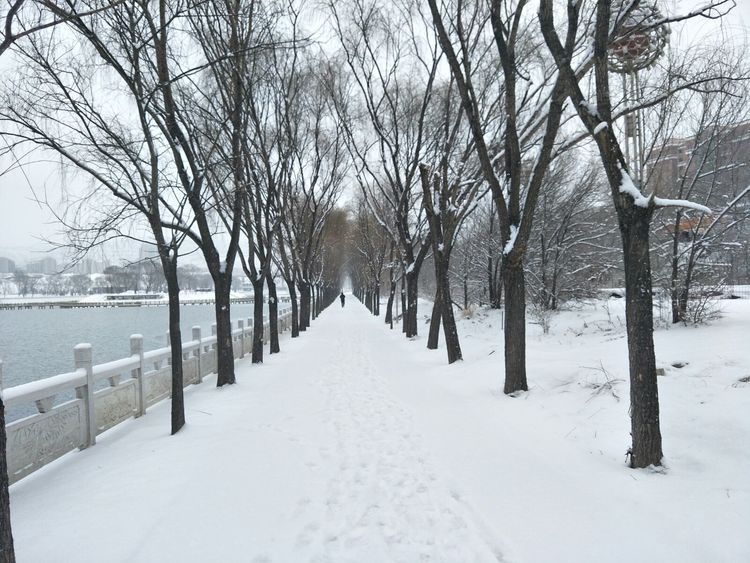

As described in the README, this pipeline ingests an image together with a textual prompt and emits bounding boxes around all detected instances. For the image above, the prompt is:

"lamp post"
[608,1,670,184]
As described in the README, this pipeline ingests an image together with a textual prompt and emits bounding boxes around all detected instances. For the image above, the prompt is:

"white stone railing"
[1,308,292,484]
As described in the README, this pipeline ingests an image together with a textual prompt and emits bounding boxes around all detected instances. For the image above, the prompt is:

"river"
[0,302,261,393]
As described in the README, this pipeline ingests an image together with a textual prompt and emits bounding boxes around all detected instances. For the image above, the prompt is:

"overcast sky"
[0,0,748,264]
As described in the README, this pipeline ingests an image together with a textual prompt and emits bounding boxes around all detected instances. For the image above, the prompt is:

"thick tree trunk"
[267,274,280,354]
[427,288,442,350]
[502,257,527,394]
[251,277,264,363]
[405,272,419,338]
[164,266,185,435]
[622,218,663,468]
[299,282,310,331]
[0,397,16,563]
[214,274,235,386]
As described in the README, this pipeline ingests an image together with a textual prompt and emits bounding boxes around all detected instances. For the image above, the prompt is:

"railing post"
[74,344,96,448]
[130,335,145,417]
[165,330,171,366]
[192,326,202,383]
[211,323,218,373]
[238,320,245,359]
[247,318,255,352]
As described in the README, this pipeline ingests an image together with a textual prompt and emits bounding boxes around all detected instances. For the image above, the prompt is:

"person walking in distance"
[340,291,345,307]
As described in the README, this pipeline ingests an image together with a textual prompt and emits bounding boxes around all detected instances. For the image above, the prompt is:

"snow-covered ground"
[9,296,750,562]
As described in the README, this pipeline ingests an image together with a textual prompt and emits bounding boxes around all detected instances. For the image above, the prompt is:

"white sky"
[0,0,747,263]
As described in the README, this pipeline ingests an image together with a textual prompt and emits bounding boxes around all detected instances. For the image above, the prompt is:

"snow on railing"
[1,308,292,484]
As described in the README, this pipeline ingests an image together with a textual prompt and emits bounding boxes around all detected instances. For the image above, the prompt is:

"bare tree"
[646,78,750,323]
[328,0,438,338]
[3,13,197,435]
[428,0,577,392]
[278,59,347,333]
[418,76,485,362]
[538,0,738,467]
[526,156,614,310]
[350,196,389,315]
[0,2,123,560]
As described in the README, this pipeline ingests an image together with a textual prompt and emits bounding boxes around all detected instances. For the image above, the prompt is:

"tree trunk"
[0,397,16,563]
[502,256,527,394]
[400,280,407,333]
[463,273,468,310]
[214,275,235,386]
[622,218,663,468]
[385,277,396,327]
[299,281,310,331]
[288,281,300,338]
[670,217,682,324]
[251,277,264,363]
[267,273,280,354]
[310,284,317,321]
[438,252,462,363]
[405,272,419,338]
[427,287,442,350]
[164,265,185,435]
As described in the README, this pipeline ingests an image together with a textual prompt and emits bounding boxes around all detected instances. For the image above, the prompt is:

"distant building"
[649,120,750,203]
[25,257,57,275]
[0,257,15,273]
[649,120,750,285]
[73,258,102,275]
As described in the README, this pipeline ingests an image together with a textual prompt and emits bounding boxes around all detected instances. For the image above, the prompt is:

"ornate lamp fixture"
[608,1,671,181]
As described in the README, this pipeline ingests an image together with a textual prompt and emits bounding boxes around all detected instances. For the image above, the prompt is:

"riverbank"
[0,290,291,309]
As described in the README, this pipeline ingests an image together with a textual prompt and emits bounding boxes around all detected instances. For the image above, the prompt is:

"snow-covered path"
[10,299,503,562]
[11,297,750,562]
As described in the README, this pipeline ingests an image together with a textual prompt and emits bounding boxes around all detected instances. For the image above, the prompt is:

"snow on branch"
[619,169,711,213]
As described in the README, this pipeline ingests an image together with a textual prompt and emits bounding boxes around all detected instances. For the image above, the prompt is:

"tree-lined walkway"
[10,298,503,562]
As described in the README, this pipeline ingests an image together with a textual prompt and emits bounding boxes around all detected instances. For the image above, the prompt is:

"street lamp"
[608,1,670,183]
